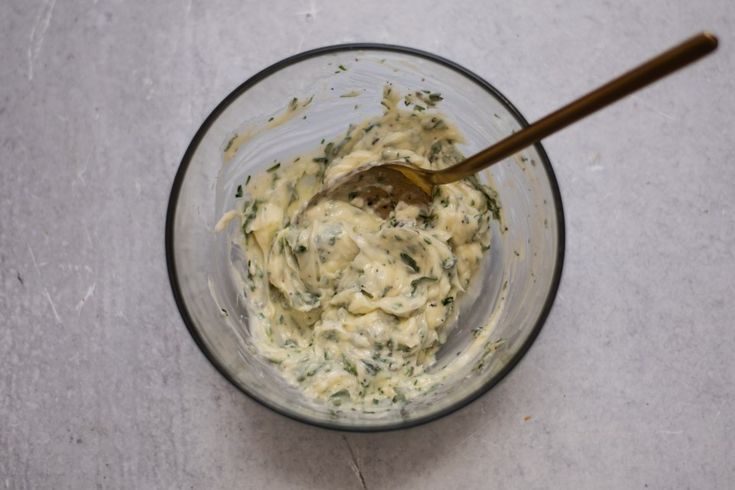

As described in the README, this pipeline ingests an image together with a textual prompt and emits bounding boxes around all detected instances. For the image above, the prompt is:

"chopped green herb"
[235,185,243,198]
[400,253,419,273]
[410,276,437,294]
[324,142,334,159]
[242,200,260,232]
[338,64,347,71]
[289,97,298,111]
[296,291,320,306]
[360,288,374,299]
[442,296,454,306]
[362,360,380,375]
[413,104,426,112]
[429,141,442,162]
[392,389,406,403]
[294,244,307,254]
[430,117,447,129]
[224,134,237,152]
[418,211,435,227]
[441,256,457,270]
[245,175,251,185]
[330,389,350,406]
[343,357,357,376]
[267,162,281,172]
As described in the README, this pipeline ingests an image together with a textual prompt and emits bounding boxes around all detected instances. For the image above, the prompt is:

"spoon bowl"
[298,161,432,221]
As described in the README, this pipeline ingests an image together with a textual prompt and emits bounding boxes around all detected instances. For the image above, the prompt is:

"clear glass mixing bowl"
[166,44,565,431]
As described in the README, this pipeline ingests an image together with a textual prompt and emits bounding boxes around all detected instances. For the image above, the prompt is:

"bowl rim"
[165,43,566,432]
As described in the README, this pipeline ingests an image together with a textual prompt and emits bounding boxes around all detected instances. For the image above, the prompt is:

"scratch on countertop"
[342,435,367,490]
[75,283,96,314]
[27,0,57,81]
[28,243,63,324]
[28,244,41,276]
[44,290,62,324]
[630,94,676,121]
[83,223,93,247]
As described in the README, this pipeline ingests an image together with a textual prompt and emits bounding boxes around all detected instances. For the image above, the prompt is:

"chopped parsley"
[224,134,237,152]
[429,141,442,162]
[410,276,437,294]
[362,360,380,375]
[441,256,457,270]
[343,357,357,376]
[400,253,420,273]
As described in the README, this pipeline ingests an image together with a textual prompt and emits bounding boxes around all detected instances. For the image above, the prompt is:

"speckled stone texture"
[1,0,733,488]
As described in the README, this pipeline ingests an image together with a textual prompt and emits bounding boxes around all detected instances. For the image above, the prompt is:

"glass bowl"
[166,44,565,431]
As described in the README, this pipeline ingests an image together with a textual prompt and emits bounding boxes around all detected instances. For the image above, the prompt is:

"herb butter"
[232,87,499,408]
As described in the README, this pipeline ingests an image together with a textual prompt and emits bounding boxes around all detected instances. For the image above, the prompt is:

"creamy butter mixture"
[230,86,499,407]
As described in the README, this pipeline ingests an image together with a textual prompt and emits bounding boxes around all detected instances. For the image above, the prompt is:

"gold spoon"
[303,32,718,216]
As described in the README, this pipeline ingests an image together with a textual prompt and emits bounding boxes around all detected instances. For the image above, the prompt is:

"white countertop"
[1,0,733,488]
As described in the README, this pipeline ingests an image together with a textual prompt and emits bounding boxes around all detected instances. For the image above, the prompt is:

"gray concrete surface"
[2,0,734,488]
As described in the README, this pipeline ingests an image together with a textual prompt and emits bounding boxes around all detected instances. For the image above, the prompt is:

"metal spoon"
[302,32,717,217]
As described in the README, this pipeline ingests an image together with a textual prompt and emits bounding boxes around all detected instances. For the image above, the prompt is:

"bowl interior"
[167,45,564,430]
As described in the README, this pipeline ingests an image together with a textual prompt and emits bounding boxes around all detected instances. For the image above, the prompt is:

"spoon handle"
[432,32,718,184]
